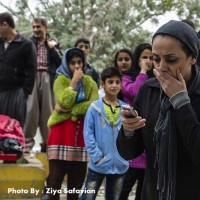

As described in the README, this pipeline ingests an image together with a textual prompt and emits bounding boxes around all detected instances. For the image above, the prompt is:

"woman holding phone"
[117,20,200,200]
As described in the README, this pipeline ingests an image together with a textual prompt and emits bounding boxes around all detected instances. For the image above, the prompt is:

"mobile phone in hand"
[122,105,138,118]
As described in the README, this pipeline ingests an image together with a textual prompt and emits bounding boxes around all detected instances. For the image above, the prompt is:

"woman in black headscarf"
[117,20,200,200]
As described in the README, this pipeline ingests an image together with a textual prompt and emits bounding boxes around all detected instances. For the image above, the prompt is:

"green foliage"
[1,0,200,70]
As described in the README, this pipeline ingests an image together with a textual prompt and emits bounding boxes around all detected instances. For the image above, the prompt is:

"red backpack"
[0,115,25,155]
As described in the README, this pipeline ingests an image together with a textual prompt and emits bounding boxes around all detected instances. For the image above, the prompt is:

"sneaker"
[23,146,32,154]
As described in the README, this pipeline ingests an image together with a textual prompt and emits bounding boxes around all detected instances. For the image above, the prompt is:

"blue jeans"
[80,168,125,200]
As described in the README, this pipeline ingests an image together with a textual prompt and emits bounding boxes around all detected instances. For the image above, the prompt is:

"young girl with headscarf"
[114,46,153,200]
[46,48,98,200]
[116,44,153,200]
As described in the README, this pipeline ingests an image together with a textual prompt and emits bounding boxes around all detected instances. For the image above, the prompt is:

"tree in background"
[1,0,200,70]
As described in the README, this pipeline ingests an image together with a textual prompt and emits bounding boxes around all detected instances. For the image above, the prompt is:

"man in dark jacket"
[75,37,100,88]
[0,12,36,127]
[23,17,62,152]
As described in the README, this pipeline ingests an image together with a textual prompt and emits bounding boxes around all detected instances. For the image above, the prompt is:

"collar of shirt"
[4,40,11,50]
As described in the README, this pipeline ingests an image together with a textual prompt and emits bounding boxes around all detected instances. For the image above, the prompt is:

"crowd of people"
[0,11,200,200]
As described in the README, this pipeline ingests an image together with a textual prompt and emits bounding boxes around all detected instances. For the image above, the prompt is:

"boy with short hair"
[80,67,129,200]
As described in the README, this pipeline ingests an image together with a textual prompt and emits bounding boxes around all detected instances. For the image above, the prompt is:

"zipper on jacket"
[92,102,124,174]
[112,126,115,174]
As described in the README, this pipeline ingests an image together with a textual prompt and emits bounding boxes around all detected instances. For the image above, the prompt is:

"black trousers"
[0,88,27,127]
[119,167,145,200]
[48,160,87,200]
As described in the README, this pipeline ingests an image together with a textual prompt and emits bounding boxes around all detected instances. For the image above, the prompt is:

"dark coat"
[0,33,37,96]
[85,63,100,88]
[117,66,200,200]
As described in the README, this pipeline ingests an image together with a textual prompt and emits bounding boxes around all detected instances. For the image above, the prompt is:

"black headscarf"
[114,48,136,101]
[132,43,154,79]
[153,20,199,59]
[114,48,137,79]
[153,20,200,200]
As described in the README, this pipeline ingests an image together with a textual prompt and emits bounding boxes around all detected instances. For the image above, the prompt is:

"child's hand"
[72,68,84,81]
[140,60,152,74]
[94,156,105,164]
[70,68,84,88]
[55,104,71,113]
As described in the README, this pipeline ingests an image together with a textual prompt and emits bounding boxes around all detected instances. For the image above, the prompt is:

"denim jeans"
[80,168,125,200]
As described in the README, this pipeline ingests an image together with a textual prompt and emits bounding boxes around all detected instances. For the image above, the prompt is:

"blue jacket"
[84,98,129,174]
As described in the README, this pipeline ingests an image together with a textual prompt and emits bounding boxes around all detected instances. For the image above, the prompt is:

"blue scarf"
[56,48,86,103]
